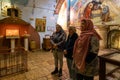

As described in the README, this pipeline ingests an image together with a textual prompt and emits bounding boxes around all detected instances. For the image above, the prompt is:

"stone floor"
[0,49,119,80]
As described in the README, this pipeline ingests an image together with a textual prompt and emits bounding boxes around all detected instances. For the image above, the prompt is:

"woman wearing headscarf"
[50,24,66,77]
[73,19,101,80]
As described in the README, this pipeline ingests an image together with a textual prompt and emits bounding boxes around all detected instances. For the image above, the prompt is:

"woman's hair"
[56,24,62,30]
[56,24,61,27]
[69,26,76,33]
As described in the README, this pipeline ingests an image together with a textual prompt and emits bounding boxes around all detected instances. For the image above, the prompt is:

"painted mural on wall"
[81,0,112,22]
[57,0,120,30]
[35,18,46,32]
[64,0,120,26]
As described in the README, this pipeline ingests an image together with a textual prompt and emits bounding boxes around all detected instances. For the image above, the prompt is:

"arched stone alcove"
[108,30,120,49]
[0,17,40,50]
[107,25,120,49]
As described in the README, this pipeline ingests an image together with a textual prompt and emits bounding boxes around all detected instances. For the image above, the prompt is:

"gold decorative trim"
[1,6,22,18]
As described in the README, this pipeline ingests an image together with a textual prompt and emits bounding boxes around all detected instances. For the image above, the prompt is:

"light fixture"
[1,1,22,18]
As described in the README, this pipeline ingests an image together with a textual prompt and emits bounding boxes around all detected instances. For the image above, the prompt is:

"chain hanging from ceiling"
[32,0,35,14]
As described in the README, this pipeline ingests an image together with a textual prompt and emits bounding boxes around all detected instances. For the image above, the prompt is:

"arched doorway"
[108,30,120,49]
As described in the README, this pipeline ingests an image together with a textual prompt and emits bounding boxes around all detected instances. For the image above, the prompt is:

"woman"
[83,2,93,19]
[64,26,78,80]
[50,24,66,77]
[73,19,101,80]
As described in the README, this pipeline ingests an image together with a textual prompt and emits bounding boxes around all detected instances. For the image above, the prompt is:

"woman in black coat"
[64,26,78,80]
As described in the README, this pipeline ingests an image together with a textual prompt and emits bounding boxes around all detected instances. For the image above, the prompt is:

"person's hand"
[50,49,53,53]
[63,50,67,54]
[54,44,57,47]
[53,44,57,48]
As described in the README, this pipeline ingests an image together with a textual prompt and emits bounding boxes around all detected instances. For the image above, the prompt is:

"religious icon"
[35,18,46,32]
[83,2,93,19]
[101,4,111,22]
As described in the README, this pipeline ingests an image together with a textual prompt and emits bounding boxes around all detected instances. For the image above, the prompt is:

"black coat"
[64,33,78,59]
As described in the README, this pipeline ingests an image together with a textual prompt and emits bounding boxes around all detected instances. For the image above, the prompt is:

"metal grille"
[0,48,28,77]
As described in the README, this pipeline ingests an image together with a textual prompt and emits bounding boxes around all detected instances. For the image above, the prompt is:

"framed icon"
[35,18,46,32]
